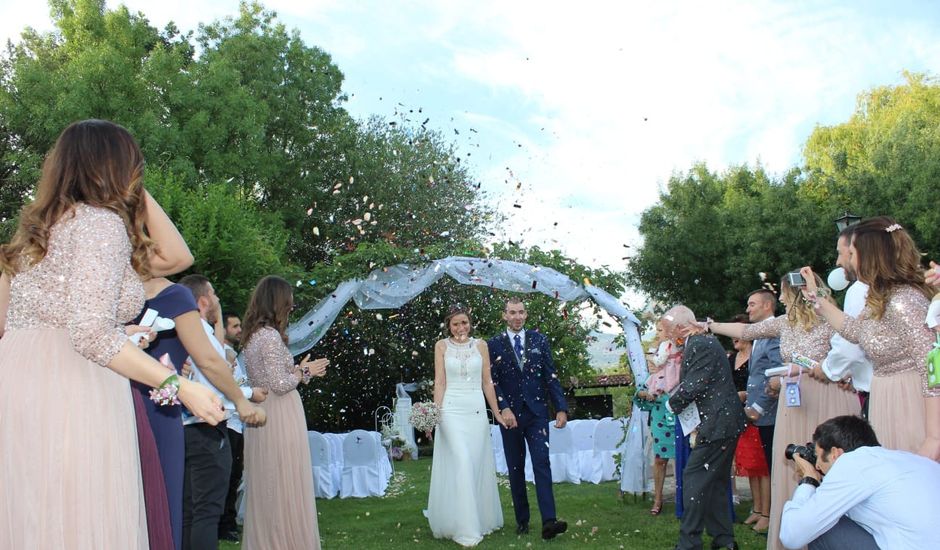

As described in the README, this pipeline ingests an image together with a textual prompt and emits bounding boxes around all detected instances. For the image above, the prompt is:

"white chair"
[340,430,388,498]
[370,431,394,478]
[547,421,580,484]
[592,417,626,482]
[572,419,600,483]
[490,424,508,474]
[308,431,339,499]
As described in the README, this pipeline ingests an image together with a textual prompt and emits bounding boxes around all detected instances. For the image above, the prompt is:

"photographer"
[779,416,940,550]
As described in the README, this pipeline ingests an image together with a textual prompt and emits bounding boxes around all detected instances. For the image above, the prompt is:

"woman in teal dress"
[634,359,676,515]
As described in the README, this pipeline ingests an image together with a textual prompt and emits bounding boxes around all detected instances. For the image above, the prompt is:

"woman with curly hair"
[801,216,939,459]
[0,120,223,549]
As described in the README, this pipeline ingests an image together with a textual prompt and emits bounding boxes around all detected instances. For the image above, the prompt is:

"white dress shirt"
[780,446,940,549]
[182,319,251,425]
[821,281,874,392]
[223,342,253,434]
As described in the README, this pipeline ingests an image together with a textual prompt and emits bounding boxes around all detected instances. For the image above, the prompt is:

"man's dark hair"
[504,296,525,311]
[812,415,879,458]
[747,288,777,310]
[838,223,857,242]
[178,274,211,300]
[223,311,240,324]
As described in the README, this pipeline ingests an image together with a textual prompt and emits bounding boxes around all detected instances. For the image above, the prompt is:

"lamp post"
[835,211,861,233]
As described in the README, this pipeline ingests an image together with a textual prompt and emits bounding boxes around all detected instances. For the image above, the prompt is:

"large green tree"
[631,73,940,319]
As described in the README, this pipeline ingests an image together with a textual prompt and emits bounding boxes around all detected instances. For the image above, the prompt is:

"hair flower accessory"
[885,223,902,233]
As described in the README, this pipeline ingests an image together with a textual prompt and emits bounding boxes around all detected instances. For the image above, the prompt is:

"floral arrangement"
[409,401,441,433]
[380,416,416,461]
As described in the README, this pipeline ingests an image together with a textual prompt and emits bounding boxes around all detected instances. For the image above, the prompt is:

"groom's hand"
[554,411,568,428]
[500,408,518,429]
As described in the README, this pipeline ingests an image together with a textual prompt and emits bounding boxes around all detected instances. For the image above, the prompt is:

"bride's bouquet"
[409,401,441,433]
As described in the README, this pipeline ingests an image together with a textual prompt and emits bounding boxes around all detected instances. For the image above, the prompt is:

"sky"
[2,0,940,310]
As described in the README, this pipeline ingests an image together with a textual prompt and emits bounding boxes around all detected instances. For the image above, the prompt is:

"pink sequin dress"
[742,315,860,550]
[839,285,939,453]
[242,326,320,550]
[0,205,148,549]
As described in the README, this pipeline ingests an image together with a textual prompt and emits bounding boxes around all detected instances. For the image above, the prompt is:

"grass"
[221,457,770,549]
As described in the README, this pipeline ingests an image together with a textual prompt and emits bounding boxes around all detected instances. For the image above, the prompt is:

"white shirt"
[223,342,253,434]
[821,281,874,392]
[780,446,940,550]
[182,319,250,425]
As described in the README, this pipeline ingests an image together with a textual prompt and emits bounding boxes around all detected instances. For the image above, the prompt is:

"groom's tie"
[513,334,524,369]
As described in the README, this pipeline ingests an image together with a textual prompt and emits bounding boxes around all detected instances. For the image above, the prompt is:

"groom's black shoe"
[516,523,529,535]
[541,519,568,540]
[710,542,739,550]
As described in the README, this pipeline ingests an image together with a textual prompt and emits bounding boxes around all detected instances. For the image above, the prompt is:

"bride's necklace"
[448,337,474,380]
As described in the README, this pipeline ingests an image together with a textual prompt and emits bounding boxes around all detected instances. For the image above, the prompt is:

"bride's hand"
[493,410,508,428]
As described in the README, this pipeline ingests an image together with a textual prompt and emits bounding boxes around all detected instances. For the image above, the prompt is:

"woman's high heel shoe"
[752,514,770,534]
[649,501,663,515]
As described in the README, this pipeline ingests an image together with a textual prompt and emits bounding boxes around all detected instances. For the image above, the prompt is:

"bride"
[426,306,505,546]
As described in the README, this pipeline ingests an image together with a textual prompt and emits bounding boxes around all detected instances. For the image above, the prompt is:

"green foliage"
[631,74,940,319]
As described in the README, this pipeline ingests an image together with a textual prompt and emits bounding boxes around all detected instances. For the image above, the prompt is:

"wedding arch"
[286,256,651,494]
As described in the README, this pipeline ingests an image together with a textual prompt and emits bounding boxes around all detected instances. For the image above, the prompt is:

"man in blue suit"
[488,297,568,540]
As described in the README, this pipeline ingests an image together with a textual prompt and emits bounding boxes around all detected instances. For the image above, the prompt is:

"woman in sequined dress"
[241,275,328,550]
[801,216,940,460]
[708,273,860,549]
[0,120,223,549]
[426,306,505,547]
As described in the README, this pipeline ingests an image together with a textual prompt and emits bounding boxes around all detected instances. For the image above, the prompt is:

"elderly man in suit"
[488,297,568,540]
[666,305,747,550]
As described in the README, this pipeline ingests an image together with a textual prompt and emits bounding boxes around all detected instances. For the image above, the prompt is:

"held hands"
[236,399,267,427]
[500,408,518,429]
[177,378,225,425]
[492,409,509,428]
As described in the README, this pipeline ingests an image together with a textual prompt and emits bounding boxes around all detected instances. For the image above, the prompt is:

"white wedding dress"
[426,338,503,546]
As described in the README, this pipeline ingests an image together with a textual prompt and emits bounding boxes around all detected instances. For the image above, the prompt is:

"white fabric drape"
[285,256,650,493]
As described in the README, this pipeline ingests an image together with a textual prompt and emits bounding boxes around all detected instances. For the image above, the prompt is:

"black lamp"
[835,211,861,232]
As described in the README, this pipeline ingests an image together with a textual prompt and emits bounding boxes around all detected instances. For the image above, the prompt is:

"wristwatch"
[798,476,820,488]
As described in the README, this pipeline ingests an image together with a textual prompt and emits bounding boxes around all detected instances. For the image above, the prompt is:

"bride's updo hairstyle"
[0,119,154,276]
[444,304,474,336]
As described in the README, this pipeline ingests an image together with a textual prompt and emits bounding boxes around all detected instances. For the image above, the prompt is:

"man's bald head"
[660,305,696,339]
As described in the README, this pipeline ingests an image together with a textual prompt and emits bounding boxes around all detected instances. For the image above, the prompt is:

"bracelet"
[798,476,820,488]
[150,374,181,406]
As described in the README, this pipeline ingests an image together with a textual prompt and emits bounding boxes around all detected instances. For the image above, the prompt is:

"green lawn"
[222,457,769,549]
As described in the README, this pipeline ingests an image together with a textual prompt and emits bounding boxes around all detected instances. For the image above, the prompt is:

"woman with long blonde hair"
[801,216,939,459]
[0,120,223,549]
[707,272,860,549]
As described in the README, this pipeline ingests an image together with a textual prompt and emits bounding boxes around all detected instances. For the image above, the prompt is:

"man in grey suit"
[666,305,748,550]
[744,289,781,474]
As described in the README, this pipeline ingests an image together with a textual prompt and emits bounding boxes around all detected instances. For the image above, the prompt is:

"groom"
[489,297,568,540]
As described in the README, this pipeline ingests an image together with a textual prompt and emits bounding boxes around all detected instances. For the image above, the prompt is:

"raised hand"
[925,261,940,287]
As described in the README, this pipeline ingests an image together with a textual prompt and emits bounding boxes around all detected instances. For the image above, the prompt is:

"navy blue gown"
[132,284,199,550]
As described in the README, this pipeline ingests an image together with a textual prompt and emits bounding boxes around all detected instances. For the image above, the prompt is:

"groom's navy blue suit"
[488,329,567,527]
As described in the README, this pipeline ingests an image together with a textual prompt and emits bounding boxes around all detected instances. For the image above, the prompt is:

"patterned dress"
[0,205,148,549]
[242,326,320,550]
[742,315,861,550]
[838,285,939,452]
[634,372,676,459]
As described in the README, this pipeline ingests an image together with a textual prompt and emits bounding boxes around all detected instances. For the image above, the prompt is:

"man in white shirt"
[178,275,266,550]
[779,415,940,550]
[815,226,874,416]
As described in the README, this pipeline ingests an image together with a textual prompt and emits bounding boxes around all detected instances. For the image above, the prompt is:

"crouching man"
[779,415,940,549]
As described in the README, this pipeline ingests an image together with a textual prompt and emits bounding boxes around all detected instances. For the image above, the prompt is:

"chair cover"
[340,430,388,498]
[547,422,580,484]
[490,424,508,474]
[571,419,600,482]
[308,431,339,499]
[592,417,626,482]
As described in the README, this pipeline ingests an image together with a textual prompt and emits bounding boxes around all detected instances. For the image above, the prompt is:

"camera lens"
[784,442,817,464]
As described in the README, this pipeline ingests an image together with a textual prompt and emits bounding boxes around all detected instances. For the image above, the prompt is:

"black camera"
[785,442,817,463]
